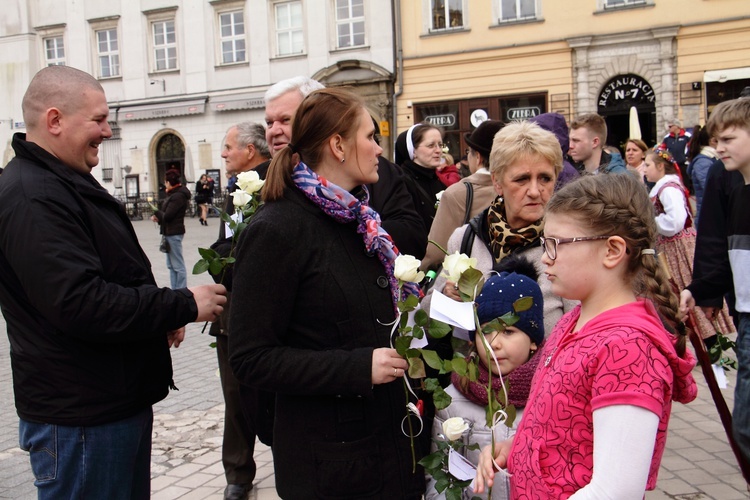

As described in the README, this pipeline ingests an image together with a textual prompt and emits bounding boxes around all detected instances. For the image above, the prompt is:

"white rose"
[231,190,252,207]
[442,417,469,441]
[236,170,265,195]
[435,190,444,201]
[394,255,425,284]
[441,251,478,283]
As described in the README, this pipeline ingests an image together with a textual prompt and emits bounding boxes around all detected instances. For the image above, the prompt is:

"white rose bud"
[441,251,478,283]
[435,190,444,201]
[394,255,425,284]
[231,190,252,207]
[236,170,265,195]
[442,417,469,441]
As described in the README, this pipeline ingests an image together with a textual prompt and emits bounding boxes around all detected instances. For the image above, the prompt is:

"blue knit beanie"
[475,270,545,345]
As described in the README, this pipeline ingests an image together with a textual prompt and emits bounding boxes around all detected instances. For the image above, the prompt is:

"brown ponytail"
[261,87,367,202]
[262,146,295,202]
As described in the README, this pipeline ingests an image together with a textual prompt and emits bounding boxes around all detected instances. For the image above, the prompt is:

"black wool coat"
[229,186,425,499]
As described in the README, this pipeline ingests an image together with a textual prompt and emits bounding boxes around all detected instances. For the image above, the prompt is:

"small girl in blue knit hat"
[424,256,544,500]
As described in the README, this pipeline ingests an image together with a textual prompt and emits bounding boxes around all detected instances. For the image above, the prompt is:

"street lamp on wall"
[150,79,165,93]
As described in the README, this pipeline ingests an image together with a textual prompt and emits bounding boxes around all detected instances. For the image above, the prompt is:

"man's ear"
[46,108,63,136]
[602,235,628,269]
[246,143,256,160]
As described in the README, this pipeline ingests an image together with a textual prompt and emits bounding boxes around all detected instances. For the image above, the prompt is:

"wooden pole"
[658,253,750,480]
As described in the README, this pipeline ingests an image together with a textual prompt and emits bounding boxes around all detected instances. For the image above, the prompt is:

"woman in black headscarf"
[395,123,446,233]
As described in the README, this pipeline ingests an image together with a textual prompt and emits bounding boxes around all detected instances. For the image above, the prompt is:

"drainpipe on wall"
[391,0,403,162]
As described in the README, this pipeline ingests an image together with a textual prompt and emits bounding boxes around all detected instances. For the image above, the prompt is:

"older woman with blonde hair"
[423,120,576,337]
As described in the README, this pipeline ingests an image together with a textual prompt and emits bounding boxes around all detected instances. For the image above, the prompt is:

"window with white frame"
[152,19,177,71]
[431,0,463,31]
[219,10,246,63]
[603,0,646,8]
[44,36,65,66]
[96,28,120,78]
[335,0,365,49]
[275,1,304,56]
[500,0,537,22]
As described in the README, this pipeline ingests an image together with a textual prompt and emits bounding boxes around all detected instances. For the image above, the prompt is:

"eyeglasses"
[419,142,444,150]
[540,235,612,261]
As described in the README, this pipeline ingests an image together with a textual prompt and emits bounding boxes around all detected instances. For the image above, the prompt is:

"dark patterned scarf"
[291,161,420,311]
[486,197,543,264]
[452,345,542,408]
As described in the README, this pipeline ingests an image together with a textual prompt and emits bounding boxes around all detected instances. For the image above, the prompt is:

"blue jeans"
[19,407,153,499]
[734,313,750,471]
[165,233,186,289]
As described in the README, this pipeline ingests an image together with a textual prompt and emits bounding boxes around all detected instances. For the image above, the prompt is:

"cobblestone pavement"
[0,216,748,499]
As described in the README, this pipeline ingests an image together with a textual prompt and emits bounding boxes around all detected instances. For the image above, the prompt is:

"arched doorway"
[597,74,657,151]
[155,133,185,197]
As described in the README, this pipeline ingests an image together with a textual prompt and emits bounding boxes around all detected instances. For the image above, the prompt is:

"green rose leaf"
[403,293,419,311]
[451,356,468,377]
[505,403,517,427]
[198,247,220,260]
[424,377,441,392]
[482,318,506,335]
[394,335,413,357]
[399,309,410,327]
[468,360,479,381]
[514,296,533,313]
[446,486,463,500]
[433,384,452,410]
[435,479,450,494]
[499,312,519,327]
[412,325,424,339]
[421,349,444,370]
[221,212,233,223]
[458,268,485,299]
[428,319,452,339]
[208,259,224,276]
[192,259,210,275]
[418,451,444,470]
[414,308,429,327]
[442,359,452,374]
[408,357,426,379]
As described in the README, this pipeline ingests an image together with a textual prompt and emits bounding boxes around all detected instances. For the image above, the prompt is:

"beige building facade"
[396,0,750,160]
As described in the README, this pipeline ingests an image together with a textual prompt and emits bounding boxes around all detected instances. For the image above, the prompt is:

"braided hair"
[545,174,687,356]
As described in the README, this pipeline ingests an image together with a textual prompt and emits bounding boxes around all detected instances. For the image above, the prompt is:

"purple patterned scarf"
[292,161,420,311]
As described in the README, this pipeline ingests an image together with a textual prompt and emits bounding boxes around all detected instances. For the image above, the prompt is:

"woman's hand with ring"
[371,348,407,385]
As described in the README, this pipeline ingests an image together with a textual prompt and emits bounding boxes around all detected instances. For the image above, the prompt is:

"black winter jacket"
[400,159,445,234]
[0,134,198,426]
[367,157,427,258]
[155,185,190,235]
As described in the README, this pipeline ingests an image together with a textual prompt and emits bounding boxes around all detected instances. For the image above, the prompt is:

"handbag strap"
[460,222,476,255]
[461,182,474,225]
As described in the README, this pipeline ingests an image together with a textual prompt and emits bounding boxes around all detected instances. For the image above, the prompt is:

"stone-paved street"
[0,215,748,498]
